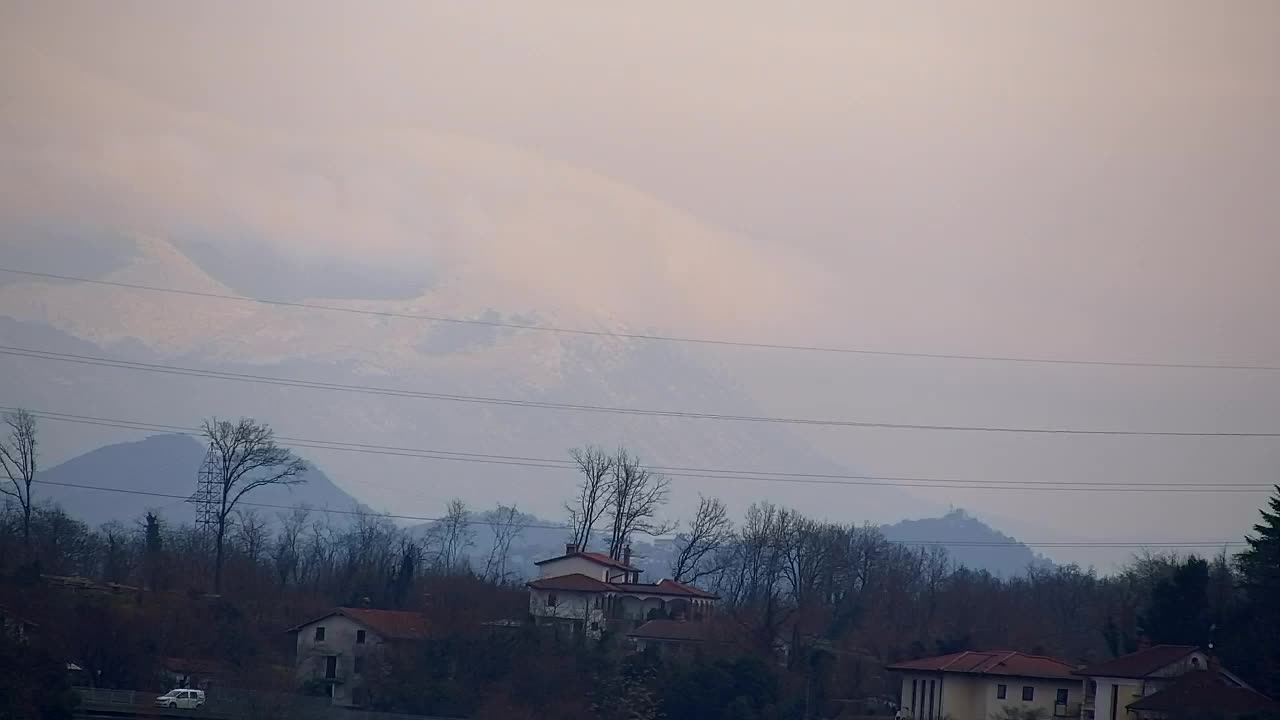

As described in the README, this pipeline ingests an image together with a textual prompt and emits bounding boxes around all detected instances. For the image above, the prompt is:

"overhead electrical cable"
[3,266,1277,371]
[4,347,1279,437]
[10,407,1275,493]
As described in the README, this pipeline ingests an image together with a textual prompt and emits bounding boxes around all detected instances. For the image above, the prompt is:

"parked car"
[154,689,205,709]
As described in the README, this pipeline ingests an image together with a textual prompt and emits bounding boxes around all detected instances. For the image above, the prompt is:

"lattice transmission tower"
[192,444,220,536]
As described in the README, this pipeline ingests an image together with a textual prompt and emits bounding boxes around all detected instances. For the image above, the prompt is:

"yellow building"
[888,650,1082,720]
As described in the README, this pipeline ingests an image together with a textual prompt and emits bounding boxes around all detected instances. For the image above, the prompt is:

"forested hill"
[882,509,1051,576]
[35,433,361,528]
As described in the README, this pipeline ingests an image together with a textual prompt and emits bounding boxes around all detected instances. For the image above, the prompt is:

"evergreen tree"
[1239,486,1280,594]
[1141,557,1210,647]
[143,511,163,590]
[1235,485,1280,695]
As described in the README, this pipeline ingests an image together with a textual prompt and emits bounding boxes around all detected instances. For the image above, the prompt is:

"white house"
[887,650,1083,720]
[287,607,429,707]
[527,544,718,640]
[1075,644,1259,720]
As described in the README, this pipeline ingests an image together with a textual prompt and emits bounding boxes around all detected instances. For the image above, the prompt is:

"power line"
[11,407,1276,493]
[3,266,1277,372]
[5,346,1280,437]
[29,479,1248,548]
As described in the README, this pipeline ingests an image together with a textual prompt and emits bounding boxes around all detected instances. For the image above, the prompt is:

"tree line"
[2,410,1280,718]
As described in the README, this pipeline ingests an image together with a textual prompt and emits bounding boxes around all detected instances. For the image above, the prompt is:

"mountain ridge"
[33,433,362,529]
[26,435,1044,576]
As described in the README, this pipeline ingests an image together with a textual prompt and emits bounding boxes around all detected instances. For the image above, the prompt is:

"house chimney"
[623,545,632,567]
[566,543,578,555]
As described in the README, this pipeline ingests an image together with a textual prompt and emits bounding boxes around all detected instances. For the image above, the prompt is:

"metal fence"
[75,687,145,705]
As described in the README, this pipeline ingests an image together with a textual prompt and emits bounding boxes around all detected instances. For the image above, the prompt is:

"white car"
[154,689,205,709]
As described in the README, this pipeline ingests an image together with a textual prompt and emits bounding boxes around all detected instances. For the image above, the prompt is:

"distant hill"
[881,509,1051,576]
[410,508,1048,582]
[34,434,362,528]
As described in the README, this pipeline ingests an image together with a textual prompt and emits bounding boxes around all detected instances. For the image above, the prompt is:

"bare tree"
[0,409,37,553]
[272,506,310,587]
[566,446,614,551]
[202,417,306,593]
[606,449,673,560]
[99,520,134,584]
[388,537,422,607]
[483,503,525,583]
[234,508,271,565]
[670,495,733,584]
[433,498,474,574]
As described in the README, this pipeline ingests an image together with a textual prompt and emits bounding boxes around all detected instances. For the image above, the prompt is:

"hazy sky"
[3,1,1280,566]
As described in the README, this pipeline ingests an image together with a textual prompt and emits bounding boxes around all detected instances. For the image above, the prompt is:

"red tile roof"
[1127,671,1277,716]
[628,619,711,642]
[887,651,1077,680]
[1074,645,1198,679]
[527,572,719,599]
[534,551,639,572]
[338,608,430,641]
[611,581,720,599]
[527,573,616,592]
[286,607,430,641]
[656,579,719,599]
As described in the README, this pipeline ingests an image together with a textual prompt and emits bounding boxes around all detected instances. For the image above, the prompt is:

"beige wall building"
[889,650,1082,720]
[287,607,429,708]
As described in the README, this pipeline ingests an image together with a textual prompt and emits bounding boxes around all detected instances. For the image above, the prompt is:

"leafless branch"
[201,416,306,592]
[670,495,733,583]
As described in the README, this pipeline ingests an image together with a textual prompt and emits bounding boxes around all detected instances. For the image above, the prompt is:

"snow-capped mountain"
[0,38,930,527]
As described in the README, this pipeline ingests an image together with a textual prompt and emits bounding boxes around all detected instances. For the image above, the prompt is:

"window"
[324,655,337,680]
[314,626,325,642]
[353,656,365,674]
[590,622,599,632]
[912,679,918,713]
[998,685,1008,700]
[928,680,936,720]
[1056,689,1069,705]
[547,593,558,607]
[356,630,366,644]
[1022,687,1035,702]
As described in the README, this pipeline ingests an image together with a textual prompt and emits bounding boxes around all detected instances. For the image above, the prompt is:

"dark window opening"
[547,593,558,607]
[324,656,337,680]
[998,685,1007,700]
[356,630,366,644]
[1057,689,1069,705]
[912,679,918,714]
[928,680,936,720]
[1023,687,1035,702]
[314,626,325,642]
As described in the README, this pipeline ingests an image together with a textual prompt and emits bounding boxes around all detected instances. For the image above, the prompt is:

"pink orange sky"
[3,1,1279,566]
